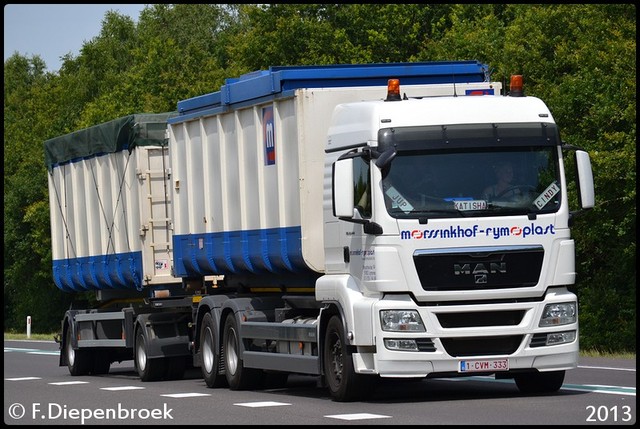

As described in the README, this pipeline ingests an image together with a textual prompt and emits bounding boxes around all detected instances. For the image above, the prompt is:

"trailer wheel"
[91,352,111,375]
[65,327,91,376]
[323,315,376,402]
[223,313,262,390]
[200,312,226,388]
[515,370,565,394]
[165,356,186,380]
[135,329,166,381]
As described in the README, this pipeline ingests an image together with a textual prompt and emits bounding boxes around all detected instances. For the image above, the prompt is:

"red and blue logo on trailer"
[263,106,275,165]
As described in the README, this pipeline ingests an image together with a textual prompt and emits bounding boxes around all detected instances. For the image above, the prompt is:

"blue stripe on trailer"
[172,226,307,278]
[52,251,143,292]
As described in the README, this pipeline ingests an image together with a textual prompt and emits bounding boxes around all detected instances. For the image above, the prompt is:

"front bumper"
[353,291,579,378]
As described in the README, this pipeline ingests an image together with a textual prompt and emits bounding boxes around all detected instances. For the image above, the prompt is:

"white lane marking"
[161,393,211,398]
[234,401,291,407]
[49,381,90,385]
[578,365,635,372]
[5,347,59,355]
[562,387,636,396]
[440,376,636,397]
[100,386,146,391]
[325,413,392,421]
[5,347,43,352]
[561,384,636,396]
[5,377,42,381]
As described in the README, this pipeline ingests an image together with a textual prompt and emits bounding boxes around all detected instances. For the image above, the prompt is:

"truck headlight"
[539,302,576,327]
[380,310,425,332]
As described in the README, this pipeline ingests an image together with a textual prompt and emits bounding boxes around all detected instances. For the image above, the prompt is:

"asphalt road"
[4,339,636,425]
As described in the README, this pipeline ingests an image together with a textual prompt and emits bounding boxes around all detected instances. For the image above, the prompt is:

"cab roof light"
[509,74,524,97]
[386,79,402,101]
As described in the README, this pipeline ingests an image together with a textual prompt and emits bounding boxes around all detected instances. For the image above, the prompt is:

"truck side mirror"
[575,150,595,209]
[375,147,397,170]
[333,158,355,218]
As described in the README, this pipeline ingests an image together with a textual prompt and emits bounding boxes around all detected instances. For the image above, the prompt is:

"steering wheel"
[495,185,537,199]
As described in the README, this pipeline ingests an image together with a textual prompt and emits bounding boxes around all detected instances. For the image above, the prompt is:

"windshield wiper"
[397,208,468,223]
[486,203,537,218]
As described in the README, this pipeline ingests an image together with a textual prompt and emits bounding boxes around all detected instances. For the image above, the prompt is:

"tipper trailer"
[46,61,595,401]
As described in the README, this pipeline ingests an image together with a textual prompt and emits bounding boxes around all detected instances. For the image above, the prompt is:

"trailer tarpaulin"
[44,112,174,171]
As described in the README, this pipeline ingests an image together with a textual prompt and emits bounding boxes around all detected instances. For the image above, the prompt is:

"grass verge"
[4,332,59,341]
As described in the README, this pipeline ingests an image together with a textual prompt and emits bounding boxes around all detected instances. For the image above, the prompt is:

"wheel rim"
[329,332,343,384]
[66,339,75,366]
[225,325,239,376]
[137,340,147,371]
[202,326,214,373]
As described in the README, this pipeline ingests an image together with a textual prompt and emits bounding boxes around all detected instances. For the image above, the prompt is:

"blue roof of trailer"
[173,61,490,120]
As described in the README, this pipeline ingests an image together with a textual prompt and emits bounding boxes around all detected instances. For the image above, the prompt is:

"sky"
[4,4,147,73]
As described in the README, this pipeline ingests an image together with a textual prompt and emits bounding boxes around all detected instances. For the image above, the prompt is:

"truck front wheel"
[223,313,262,389]
[323,315,377,402]
[200,312,226,388]
[515,370,565,394]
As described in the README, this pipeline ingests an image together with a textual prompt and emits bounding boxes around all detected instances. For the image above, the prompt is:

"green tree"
[4,54,75,333]
[227,4,457,69]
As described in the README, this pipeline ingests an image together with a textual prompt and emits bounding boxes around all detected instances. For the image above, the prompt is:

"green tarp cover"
[44,112,175,170]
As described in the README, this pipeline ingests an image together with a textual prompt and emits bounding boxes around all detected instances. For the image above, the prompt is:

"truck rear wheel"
[223,313,262,390]
[515,370,565,394]
[135,329,166,381]
[323,315,377,402]
[165,356,186,380]
[200,312,226,388]
[65,327,91,376]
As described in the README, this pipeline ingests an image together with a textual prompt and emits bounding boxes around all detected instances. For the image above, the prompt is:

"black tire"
[165,356,187,380]
[200,312,227,388]
[91,352,111,375]
[223,313,263,390]
[135,329,166,381]
[65,327,91,376]
[515,370,565,394]
[323,315,377,402]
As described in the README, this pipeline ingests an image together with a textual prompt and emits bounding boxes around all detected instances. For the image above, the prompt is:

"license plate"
[459,358,509,373]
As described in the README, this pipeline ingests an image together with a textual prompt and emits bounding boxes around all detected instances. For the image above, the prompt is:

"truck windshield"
[381,144,561,219]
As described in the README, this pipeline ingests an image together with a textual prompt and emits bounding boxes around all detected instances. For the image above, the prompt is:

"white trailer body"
[45,113,179,293]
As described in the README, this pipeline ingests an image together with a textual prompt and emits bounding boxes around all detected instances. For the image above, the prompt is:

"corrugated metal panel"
[47,121,179,292]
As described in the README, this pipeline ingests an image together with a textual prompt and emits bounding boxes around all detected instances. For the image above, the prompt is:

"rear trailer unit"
[46,113,194,378]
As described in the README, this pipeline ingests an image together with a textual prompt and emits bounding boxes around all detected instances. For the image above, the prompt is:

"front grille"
[530,333,548,348]
[414,245,544,291]
[415,338,436,352]
[437,310,525,328]
[440,335,523,357]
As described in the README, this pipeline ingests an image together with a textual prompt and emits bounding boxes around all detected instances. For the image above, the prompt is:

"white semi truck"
[46,61,595,401]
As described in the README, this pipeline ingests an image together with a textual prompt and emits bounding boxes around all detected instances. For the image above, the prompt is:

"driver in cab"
[483,160,519,200]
